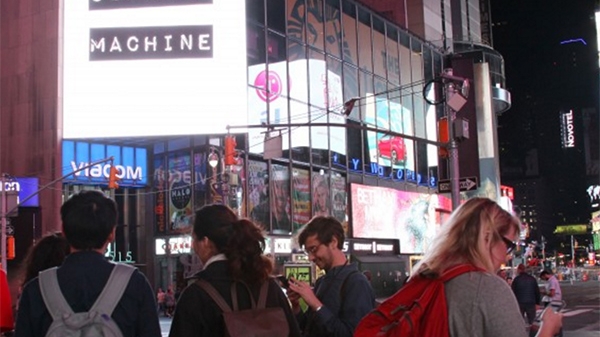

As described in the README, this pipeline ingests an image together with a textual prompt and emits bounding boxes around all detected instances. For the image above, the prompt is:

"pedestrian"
[165,286,176,318]
[20,232,70,287]
[511,264,541,329]
[540,269,563,337]
[14,190,161,337]
[156,288,166,316]
[168,204,301,337]
[408,198,561,337]
[287,216,375,337]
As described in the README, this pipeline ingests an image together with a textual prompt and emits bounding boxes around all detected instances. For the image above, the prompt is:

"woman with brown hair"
[168,204,300,337]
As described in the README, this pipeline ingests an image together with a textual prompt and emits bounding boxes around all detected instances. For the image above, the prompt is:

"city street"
[159,280,600,336]
[560,280,600,336]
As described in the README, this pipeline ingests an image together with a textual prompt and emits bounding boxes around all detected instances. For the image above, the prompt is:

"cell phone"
[276,275,290,288]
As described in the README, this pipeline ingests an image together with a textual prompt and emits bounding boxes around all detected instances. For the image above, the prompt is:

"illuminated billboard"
[62,0,247,138]
[560,110,575,148]
[350,183,451,254]
[364,96,415,172]
[247,59,346,155]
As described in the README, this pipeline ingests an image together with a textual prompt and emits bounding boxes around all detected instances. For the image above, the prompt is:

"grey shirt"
[445,271,528,337]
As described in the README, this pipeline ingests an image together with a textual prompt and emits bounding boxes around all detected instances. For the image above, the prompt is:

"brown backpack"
[196,279,289,337]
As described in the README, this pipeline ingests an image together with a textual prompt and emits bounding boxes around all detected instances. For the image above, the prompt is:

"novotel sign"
[560,110,575,148]
[62,140,147,187]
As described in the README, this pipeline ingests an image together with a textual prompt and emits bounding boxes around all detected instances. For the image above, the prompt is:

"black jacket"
[168,260,301,337]
[15,251,160,337]
[511,272,541,305]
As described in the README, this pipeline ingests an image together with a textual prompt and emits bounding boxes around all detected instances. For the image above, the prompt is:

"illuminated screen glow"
[62,0,247,138]
[350,183,451,254]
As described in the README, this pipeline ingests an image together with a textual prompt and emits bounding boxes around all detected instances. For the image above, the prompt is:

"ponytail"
[223,219,273,285]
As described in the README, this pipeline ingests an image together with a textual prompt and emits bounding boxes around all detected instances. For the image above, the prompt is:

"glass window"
[399,40,411,87]
[386,24,400,85]
[343,63,359,117]
[267,31,287,63]
[247,24,266,68]
[357,8,372,73]
[247,0,265,25]
[324,0,342,59]
[267,0,286,33]
[341,2,358,65]
[358,71,373,123]
[372,16,386,78]
[287,0,305,44]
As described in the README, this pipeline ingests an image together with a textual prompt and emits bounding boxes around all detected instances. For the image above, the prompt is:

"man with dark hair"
[287,216,375,337]
[15,190,160,337]
[511,264,541,327]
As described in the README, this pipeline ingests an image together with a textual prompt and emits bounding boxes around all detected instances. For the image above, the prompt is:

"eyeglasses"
[304,243,324,256]
[501,236,517,254]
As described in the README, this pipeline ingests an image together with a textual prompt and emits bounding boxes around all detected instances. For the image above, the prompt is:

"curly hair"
[193,204,273,285]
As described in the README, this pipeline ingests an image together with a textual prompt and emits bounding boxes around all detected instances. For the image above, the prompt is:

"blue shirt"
[15,251,161,337]
[297,262,375,337]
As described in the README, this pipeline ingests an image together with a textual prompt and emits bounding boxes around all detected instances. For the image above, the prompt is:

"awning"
[352,255,404,263]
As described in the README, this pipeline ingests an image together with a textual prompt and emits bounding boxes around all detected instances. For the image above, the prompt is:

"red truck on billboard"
[377,135,407,165]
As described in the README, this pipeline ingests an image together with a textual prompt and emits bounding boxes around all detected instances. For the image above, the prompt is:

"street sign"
[438,176,478,193]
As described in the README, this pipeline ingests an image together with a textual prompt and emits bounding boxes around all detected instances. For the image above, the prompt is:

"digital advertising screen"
[247,59,346,155]
[350,183,451,254]
[62,0,247,138]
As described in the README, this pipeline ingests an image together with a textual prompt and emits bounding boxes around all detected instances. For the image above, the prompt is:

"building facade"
[1,0,511,295]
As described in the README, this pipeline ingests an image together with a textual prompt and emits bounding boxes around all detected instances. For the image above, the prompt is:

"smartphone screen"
[277,275,290,288]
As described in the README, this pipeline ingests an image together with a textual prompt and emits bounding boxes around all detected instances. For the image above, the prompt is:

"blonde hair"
[413,197,521,277]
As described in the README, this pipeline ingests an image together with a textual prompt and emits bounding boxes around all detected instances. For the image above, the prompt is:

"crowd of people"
[0,194,564,337]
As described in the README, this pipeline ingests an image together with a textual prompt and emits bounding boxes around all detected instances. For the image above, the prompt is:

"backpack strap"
[440,264,482,282]
[230,281,257,311]
[39,267,74,320]
[90,263,135,315]
[255,281,269,309]
[196,279,233,312]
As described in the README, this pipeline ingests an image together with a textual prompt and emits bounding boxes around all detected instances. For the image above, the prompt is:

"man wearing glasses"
[287,216,375,337]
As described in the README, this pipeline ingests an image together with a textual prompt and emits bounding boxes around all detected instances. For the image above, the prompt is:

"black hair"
[21,232,70,286]
[61,190,118,250]
[193,204,272,285]
[298,216,345,250]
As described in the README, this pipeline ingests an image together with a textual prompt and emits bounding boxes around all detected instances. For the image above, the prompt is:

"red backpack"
[354,264,482,337]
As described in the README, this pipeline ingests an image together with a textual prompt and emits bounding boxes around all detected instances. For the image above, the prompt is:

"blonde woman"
[412,198,561,337]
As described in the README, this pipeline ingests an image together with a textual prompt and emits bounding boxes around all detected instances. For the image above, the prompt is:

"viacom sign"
[62,140,147,187]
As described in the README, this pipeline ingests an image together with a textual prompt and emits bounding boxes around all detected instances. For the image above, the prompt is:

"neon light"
[560,38,587,45]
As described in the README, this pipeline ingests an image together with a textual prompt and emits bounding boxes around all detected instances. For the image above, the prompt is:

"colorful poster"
[271,164,292,233]
[168,154,193,234]
[330,174,348,234]
[311,173,330,217]
[351,183,451,254]
[248,160,269,229]
[292,168,311,233]
[154,156,167,235]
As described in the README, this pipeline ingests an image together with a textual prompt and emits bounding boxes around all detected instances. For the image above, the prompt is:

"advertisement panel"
[248,160,269,229]
[62,140,147,186]
[350,183,451,254]
[330,174,348,234]
[63,1,246,138]
[247,59,346,155]
[0,178,40,207]
[365,96,415,171]
[292,168,311,233]
[168,154,193,233]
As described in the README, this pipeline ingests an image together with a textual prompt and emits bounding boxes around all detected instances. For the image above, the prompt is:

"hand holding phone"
[276,275,290,289]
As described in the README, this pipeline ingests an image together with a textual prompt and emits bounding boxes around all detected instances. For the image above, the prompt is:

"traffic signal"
[6,236,15,260]
[224,136,237,166]
[108,166,120,189]
[438,117,449,158]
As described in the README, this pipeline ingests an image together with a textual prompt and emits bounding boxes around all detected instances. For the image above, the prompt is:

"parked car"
[377,135,407,165]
